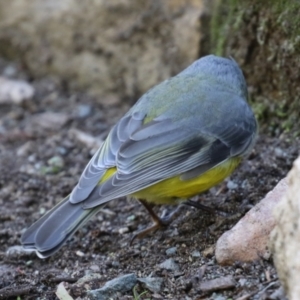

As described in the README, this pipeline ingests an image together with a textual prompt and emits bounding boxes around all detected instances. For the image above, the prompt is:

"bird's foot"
[130,201,185,245]
[184,199,233,217]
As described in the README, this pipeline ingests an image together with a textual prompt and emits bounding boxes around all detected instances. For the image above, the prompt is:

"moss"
[209,0,300,132]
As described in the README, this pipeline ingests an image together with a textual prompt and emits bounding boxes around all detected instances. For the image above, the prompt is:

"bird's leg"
[184,199,231,217]
[131,200,185,244]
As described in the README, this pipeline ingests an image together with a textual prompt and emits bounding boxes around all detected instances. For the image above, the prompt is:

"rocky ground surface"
[0,58,299,299]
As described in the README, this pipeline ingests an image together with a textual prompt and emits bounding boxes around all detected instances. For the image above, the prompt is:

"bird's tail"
[21,195,99,258]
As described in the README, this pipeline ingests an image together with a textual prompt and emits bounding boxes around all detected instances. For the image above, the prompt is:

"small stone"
[274,147,286,158]
[31,112,69,131]
[165,247,177,256]
[227,180,238,190]
[17,141,33,157]
[76,273,102,285]
[89,265,100,272]
[75,104,92,118]
[56,282,73,300]
[158,258,180,271]
[0,76,35,104]
[87,273,137,300]
[202,246,215,258]
[111,261,120,268]
[69,128,103,150]
[269,286,287,300]
[138,277,164,293]
[56,146,68,155]
[238,278,247,287]
[213,296,227,300]
[191,250,201,258]
[118,227,129,234]
[126,215,136,222]
[198,276,236,293]
[76,250,85,257]
[2,65,18,77]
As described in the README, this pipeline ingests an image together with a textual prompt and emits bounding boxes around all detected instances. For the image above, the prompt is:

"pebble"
[165,247,177,256]
[0,76,35,104]
[213,295,227,300]
[227,180,238,190]
[76,273,102,285]
[158,258,180,271]
[89,265,100,272]
[31,112,69,131]
[75,250,85,257]
[138,277,164,293]
[274,147,287,158]
[87,273,137,300]
[118,227,129,234]
[75,104,92,118]
[191,250,201,258]
[202,245,215,258]
[2,65,18,77]
[56,282,73,300]
[238,278,247,287]
[69,128,103,149]
[198,275,236,293]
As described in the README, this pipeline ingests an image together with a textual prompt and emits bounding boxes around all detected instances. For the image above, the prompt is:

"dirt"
[0,58,299,300]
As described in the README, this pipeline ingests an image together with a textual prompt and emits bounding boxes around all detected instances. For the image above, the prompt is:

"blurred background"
[0,0,299,132]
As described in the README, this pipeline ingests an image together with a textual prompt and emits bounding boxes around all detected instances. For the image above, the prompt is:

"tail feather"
[21,195,100,258]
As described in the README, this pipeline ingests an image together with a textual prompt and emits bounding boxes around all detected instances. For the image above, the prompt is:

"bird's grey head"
[181,55,248,99]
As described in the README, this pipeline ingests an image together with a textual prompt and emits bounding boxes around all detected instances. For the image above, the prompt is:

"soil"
[0,58,299,300]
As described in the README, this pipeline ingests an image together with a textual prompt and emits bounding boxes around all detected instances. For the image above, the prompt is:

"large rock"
[0,0,204,101]
[215,178,288,265]
[271,156,300,300]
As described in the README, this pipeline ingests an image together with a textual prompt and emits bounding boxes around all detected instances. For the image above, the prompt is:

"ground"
[0,59,299,300]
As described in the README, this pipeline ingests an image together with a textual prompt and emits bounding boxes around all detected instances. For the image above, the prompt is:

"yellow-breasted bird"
[21,55,257,258]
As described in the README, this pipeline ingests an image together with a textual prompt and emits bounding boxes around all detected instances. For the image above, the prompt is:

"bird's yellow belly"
[132,157,241,204]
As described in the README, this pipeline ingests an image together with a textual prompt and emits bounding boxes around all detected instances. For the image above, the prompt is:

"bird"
[21,55,257,258]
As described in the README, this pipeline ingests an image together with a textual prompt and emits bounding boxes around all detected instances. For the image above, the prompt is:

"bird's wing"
[69,104,255,209]
[69,111,146,203]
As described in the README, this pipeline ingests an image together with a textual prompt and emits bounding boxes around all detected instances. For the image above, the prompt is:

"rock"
[75,104,92,118]
[202,245,215,258]
[158,258,180,271]
[0,77,34,104]
[56,282,74,300]
[269,286,287,300]
[216,178,288,265]
[191,250,201,258]
[138,277,164,293]
[198,275,236,293]
[87,273,137,300]
[227,180,238,190]
[31,112,69,131]
[69,129,103,150]
[16,141,34,157]
[0,1,204,100]
[76,273,102,285]
[165,247,177,256]
[271,156,300,300]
